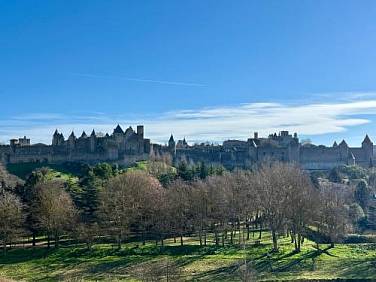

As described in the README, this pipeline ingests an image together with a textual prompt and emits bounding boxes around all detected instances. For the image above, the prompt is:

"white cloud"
[1,98,376,145]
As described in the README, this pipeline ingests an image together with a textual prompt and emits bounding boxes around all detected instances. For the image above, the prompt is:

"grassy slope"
[6,163,79,185]
[0,233,375,281]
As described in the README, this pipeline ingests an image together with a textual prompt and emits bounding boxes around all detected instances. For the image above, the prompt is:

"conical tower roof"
[339,139,348,147]
[362,134,372,144]
[114,124,124,134]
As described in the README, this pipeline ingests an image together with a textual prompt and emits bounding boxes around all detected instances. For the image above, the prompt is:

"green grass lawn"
[6,163,81,181]
[0,232,375,281]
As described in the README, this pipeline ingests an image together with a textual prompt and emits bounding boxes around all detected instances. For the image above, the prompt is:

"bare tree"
[191,180,210,246]
[205,174,231,246]
[0,191,24,254]
[32,180,77,248]
[98,171,162,248]
[75,222,100,250]
[165,179,193,246]
[255,162,291,252]
[318,182,349,247]
[284,166,318,252]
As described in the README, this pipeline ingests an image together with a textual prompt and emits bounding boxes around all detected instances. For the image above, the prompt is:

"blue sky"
[1,1,376,145]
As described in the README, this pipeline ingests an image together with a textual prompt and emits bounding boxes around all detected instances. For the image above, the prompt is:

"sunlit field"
[0,232,375,281]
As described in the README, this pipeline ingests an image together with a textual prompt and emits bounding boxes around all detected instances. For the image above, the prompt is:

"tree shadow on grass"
[248,245,336,274]
[86,245,221,280]
[338,259,376,279]
[271,246,335,273]
[0,247,58,265]
[190,262,240,281]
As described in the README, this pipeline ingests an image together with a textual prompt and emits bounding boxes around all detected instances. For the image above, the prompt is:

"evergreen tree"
[80,170,102,223]
[177,161,193,181]
[199,162,208,179]
[355,180,371,211]
[328,168,342,183]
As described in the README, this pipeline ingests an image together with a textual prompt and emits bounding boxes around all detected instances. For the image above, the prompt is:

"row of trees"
[0,162,354,254]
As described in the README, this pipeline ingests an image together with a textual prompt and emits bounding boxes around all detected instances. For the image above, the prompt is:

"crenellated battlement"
[0,127,374,170]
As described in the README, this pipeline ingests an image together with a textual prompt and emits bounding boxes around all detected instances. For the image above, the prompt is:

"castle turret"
[362,134,373,147]
[90,129,96,153]
[52,129,60,146]
[362,134,373,167]
[68,131,76,150]
[339,140,348,147]
[339,140,348,162]
[168,134,176,155]
[52,130,65,146]
[113,124,124,135]
[137,125,144,139]
[80,131,88,139]
[124,126,134,138]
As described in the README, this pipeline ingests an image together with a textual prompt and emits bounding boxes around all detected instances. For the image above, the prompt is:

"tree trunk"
[259,222,262,239]
[32,233,36,247]
[3,241,6,255]
[271,230,278,252]
[117,233,122,249]
[290,231,295,243]
[180,234,183,246]
[54,233,59,249]
[214,230,219,245]
[297,233,301,252]
[238,223,241,245]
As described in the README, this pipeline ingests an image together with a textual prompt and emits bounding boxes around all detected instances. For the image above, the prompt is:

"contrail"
[71,73,206,87]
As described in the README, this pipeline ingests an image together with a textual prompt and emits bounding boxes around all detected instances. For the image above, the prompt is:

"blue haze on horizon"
[1,1,376,146]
